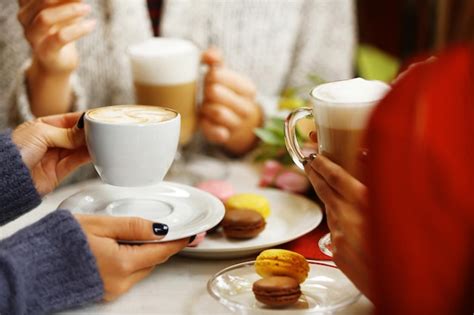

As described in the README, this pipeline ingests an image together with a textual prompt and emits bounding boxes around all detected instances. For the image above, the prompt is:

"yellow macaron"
[225,193,271,219]
[255,249,309,284]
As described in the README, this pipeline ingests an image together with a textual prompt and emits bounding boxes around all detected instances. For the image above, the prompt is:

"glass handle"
[284,107,313,170]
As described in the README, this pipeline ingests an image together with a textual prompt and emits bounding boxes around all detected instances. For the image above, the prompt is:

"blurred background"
[357,0,473,81]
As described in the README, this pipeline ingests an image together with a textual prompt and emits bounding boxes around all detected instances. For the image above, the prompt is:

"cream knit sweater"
[0,0,355,129]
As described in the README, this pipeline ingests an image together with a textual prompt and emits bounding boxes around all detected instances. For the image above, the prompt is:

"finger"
[86,216,169,241]
[206,67,256,98]
[39,123,85,150]
[26,3,91,45]
[18,0,78,27]
[304,162,339,209]
[123,238,189,270]
[309,155,367,205]
[204,83,255,118]
[309,131,318,143]
[37,19,96,54]
[56,146,90,181]
[38,111,83,128]
[201,103,241,130]
[200,118,230,144]
[201,47,224,66]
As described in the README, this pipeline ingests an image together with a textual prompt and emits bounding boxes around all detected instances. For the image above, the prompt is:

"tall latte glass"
[285,78,390,256]
[128,38,200,146]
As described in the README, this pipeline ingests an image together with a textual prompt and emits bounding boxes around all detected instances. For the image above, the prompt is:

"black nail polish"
[188,235,196,244]
[152,223,169,236]
[76,112,86,129]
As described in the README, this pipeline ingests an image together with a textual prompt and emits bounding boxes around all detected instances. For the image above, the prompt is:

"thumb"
[202,47,224,66]
[40,123,85,150]
[97,216,169,242]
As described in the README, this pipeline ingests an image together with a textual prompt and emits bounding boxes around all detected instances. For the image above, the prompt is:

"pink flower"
[259,160,284,187]
[274,170,310,194]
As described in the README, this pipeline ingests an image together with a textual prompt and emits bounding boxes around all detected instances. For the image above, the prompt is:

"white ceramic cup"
[84,105,180,187]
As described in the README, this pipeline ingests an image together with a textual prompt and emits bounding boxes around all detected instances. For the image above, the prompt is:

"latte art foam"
[86,105,177,124]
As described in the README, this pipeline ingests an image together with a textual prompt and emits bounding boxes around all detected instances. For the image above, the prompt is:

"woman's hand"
[201,48,262,155]
[76,215,189,301]
[304,152,373,299]
[12,112,89,196]
[18,0,95,75]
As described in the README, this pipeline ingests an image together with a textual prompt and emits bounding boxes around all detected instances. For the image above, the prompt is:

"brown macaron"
[252,276,301,307]
[221,209,266,239]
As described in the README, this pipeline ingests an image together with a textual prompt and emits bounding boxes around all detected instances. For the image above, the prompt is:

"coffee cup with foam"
[285,78,390,174]
[128,38,200,146]
[85,105,180,186]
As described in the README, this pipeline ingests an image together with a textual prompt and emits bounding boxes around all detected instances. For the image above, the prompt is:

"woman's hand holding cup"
[201,48,262,155]
[76,215,189,301]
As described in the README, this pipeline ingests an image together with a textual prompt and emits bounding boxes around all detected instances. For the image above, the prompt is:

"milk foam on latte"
[86,105,177,124]
[128,38,199,85]
[311,78,390,129]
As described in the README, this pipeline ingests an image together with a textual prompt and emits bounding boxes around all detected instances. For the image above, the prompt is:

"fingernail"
[152,223,169,236]
[309,153,317,160]
[188,235,196,244]
[302,159,308,166]
[76,112,85,129]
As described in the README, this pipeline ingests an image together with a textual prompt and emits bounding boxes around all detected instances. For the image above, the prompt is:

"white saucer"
[181,188,323,259]
[58,182,225,243]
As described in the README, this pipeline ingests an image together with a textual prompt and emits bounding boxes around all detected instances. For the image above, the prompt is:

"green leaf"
[254,128,285,146]
[278,97,306,110]
[280,87,299,98]
[265,118,285,137]
[357,44,400,83]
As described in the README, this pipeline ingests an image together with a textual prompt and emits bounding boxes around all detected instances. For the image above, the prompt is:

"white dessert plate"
[181,188,323,259]
[208,260,361,314]
[58,182,225,243]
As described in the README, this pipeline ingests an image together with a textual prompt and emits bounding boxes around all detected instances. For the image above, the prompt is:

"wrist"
[29,57,75,79]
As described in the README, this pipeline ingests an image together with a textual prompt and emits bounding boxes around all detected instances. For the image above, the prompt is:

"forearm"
[0,210,103,315]
[0,132,40,226]
[26,59,73,117]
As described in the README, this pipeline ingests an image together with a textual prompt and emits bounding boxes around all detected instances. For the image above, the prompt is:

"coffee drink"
[87,105,177,124]
[285,78,390,174]
[128,38,200,145]
[310,78,390,173]
[85,105,180,187]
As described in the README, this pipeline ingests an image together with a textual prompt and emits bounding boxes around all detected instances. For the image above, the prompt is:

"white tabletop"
[0,161,373,315]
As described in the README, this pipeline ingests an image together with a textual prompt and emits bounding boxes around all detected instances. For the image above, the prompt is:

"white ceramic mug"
[84,105,180,187]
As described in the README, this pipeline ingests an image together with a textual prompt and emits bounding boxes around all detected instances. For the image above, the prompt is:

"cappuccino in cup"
[128,38,200,146]
[85,105,180,187]
[285,78,390,174]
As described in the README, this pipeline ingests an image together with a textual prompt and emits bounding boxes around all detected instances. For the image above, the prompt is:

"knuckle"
[205,83,218,99]
[55,30,68,45]
[117,259,133,274]
[17,11,26,25]
[127,217,145,236]
[326,170,341,188]
[36,11,51,27]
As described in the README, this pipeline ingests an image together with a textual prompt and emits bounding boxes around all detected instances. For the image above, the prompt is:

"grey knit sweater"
[0,132,103,314]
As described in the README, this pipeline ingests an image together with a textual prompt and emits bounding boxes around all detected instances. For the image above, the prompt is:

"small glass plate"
[208,260,361,314]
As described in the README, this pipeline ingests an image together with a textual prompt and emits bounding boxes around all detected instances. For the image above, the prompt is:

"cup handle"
[284,107,313,170]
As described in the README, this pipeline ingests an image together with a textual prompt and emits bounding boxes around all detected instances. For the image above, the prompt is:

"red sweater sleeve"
[365,45,474,314]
